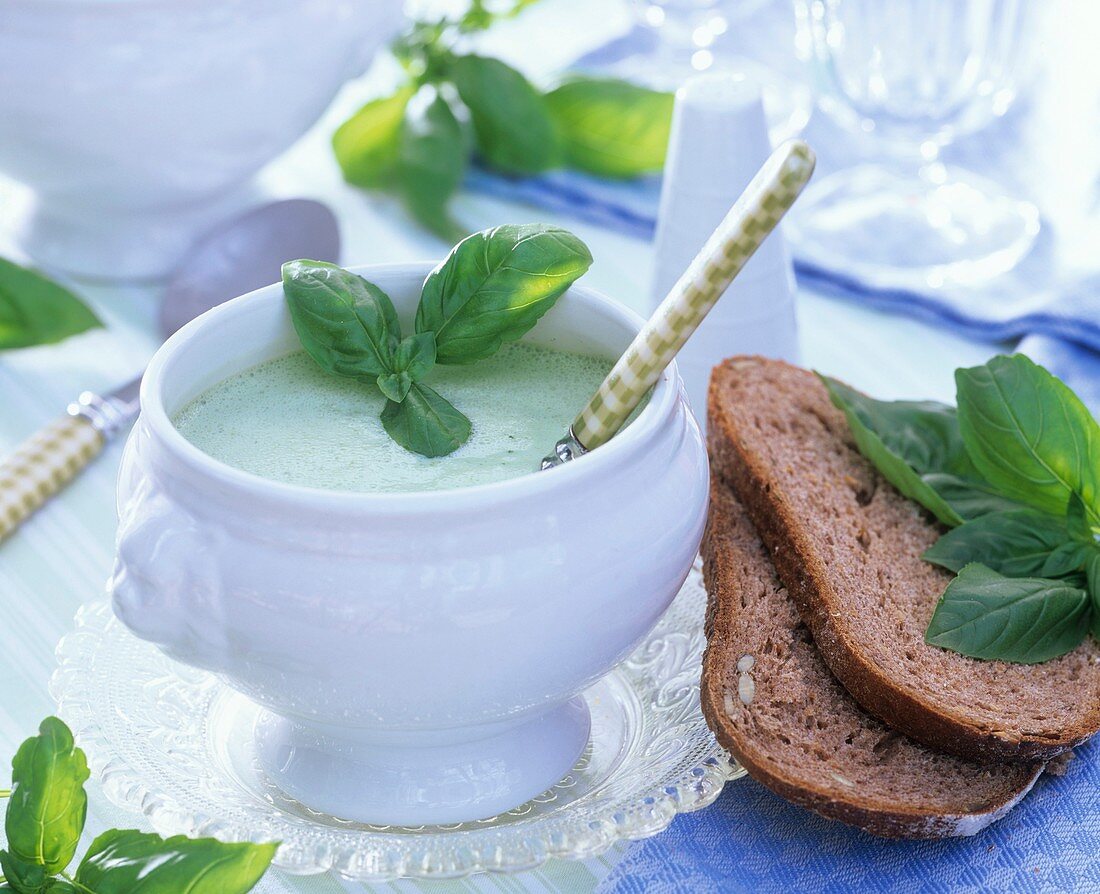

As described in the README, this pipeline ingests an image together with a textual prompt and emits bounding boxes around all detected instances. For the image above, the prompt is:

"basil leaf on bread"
[825,355,1100,664]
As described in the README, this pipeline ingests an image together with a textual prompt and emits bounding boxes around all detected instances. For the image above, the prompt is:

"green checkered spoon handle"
[541,139,815,469]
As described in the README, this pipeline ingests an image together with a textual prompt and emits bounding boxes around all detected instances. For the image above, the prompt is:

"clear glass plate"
[50,564,742,882]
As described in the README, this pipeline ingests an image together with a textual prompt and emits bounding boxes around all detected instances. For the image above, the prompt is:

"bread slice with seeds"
[701,479,1043,838]
[707,356,1100,762]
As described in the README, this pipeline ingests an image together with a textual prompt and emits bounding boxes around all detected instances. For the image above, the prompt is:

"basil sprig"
[331,0,671,238]
[925,564,1091,664]
[283,224,592,459]
[0,258,101,351]
[823,354,1100,664]
[0,718,275,893]
[416,224,593,364]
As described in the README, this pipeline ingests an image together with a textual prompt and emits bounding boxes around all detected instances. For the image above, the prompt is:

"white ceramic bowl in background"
[0,0,401,281]
[109,265,710,825]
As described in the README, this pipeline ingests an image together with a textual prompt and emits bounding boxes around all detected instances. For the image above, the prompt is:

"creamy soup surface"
[172,342,614,493]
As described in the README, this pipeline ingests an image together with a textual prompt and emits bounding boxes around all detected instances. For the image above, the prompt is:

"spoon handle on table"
[0,389,137,542]
[570,140,815,454]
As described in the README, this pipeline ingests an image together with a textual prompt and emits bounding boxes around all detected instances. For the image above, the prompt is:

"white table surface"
[0,50,1005,894]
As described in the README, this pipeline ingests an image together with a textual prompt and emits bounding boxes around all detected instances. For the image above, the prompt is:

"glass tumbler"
[789,0,1040,289]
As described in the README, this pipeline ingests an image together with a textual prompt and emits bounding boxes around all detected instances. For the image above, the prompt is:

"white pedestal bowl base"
[254,700,592,826]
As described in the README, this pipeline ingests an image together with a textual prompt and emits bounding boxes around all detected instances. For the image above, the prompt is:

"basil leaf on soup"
[545,76,673,178]
[956,354,1100,524]
[395,90,468,242]
[5,717,88,874]
[377,334,435,403]
[381,383,471,458]
[376,372,413,403]
[925,563,1090,663]
[75,831,275,894]
[283,260,400,379]
[332,85,417,188]
[0,258,101,351]
[393,331,436,381]
[819,376,966,526]
[450,55,560,174]
[416,224,592,365]
[923,509,1072,577]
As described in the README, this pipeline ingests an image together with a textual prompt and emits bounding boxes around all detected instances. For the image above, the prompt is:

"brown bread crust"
[701,480,1042,838]
[707,356,1100,762]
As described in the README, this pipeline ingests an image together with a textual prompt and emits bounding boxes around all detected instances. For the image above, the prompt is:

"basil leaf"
[380,383,471,457]
[283,260,400,379]
[919,472,1029,520]
[415,224,592,364]
[332,85,417,188]
[1067,491,1094,542]
[5,718,88,874]
[376,372,413,403]
[544,76,672,178]
[396,90,468,242]
[450,55,560,174]
[923,510,1072,577]
[0,850,53,894]
[1085,551,1100,640]
[377,332,436,403]
[819,378,971,474]
[75,830,276,894]
[1041,541,1095,578]
[956,354,1100,523]
[0,258,101,351]
[820,376,966,526]
[925,563,1090,663]
[393,331,436,381]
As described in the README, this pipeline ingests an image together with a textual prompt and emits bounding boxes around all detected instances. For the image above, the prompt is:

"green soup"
[172,342,613,493]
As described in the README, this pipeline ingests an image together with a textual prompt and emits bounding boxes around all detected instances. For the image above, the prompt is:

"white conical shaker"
[650,73,800,427]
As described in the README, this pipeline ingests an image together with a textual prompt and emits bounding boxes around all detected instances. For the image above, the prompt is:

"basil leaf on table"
[819,376,967,526]
[332,85,417,188]
[956,354,1100,524]
[923,509,1073,577]
[416,224,592,364]
[450,55,560,174]
[0,258,101,351]
[381,383,471,457]
[5,718,88,875]
[395,90,468,242]
[545,76,673,178]
[282,260,400,378]
[74,830,275,894]
[925,563,1090,663]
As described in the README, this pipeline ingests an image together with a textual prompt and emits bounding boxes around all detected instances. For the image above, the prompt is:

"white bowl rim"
[139,261,683,513]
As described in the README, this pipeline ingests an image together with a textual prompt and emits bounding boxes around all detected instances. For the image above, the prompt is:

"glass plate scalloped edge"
[50,563,743,882]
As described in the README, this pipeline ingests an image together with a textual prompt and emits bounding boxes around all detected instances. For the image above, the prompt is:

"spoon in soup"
[0,198,340,541]
[541,140,816,470]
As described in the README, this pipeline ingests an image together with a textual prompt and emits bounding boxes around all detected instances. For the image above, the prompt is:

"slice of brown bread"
[708,356,1100,762]
[701,480,1042,838]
